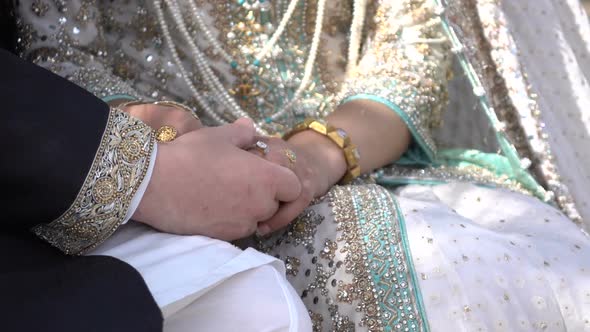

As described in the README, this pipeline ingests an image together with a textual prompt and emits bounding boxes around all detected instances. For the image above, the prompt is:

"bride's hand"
[254,132,347,236]
[123,103,203,136]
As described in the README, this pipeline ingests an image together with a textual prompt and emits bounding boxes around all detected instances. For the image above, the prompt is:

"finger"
[255,198,281,223]
[257,195,310,236]
[247,147,266,158]
[251,137,293,169]
[267,163,302,202]
[247,136,270,158]
[227,117,257,148]
[207,117,256,147]
[179,115,203,135]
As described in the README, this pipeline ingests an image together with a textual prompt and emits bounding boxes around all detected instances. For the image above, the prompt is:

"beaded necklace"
[155,0,333,134]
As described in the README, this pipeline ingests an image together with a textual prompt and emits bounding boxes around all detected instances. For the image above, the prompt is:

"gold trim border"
[32,108,155,255]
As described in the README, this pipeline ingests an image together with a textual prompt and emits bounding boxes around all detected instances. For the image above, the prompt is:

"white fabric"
[163,265,312,332]
[500,0,590,227]
[123,144,158,224]
[398,183,590,331]
[88,222,312,331]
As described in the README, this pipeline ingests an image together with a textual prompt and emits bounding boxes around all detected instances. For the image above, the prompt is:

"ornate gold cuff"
[32,108,156,255]
[283,118,361,184]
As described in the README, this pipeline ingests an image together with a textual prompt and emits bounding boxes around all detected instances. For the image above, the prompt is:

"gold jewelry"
[283,118,361,184]
[153,100,200,121]
[114,99,146,109]
[115,100,200,121]
[253,140,270,156]
[155,125,178,142]
[283,148,297,168]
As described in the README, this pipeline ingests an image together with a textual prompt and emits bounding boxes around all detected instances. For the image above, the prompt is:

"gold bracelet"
[153,100,200,121]
[283,118,361,184]
[114,100,200,143]
[114,100,200,121]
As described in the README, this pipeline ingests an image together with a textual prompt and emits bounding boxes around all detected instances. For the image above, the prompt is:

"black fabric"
[0,30,163,331]
[0,1,16,53]
[0,48,110,228]
[0,232,163,332]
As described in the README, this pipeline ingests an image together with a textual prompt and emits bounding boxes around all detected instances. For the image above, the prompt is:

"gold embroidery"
[338,0,452,157]
[32,108,155,255]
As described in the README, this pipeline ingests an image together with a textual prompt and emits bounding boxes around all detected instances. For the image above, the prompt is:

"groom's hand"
[132,118,303,241]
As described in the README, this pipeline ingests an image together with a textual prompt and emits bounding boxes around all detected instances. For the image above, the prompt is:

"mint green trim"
[342,94,435,162]
[437,149,547,200]
[393,197,430,331]
[430,0,549,202]
[376,148,547,201]
[378,177,447,187]
[378,176,508,192]
[101,94,137,103]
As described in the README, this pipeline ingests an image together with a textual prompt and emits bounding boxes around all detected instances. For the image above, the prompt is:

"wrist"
[132,142,166,225]
[287,130,347,186]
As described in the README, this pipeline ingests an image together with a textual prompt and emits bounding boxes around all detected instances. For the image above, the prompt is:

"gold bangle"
[114,99,147,109]
[283,118,361,184]
[115,100,199,143]
[153,100,200,121]
[115,100,200,121]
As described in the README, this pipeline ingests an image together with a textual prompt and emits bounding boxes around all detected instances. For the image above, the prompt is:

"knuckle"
[249,198,273,221]
[260,169,276,190]
[301,181,314,196]
[243,223,257,237]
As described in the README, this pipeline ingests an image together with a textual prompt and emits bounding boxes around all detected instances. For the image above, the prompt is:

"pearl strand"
[156,0,328,133]
[166,0,265,132]
[186,0,300,68]
[185,0,233,64]
[261,0,326,125]
[154,0,229,125]
[254,0,300,62]
[346,0,366,75]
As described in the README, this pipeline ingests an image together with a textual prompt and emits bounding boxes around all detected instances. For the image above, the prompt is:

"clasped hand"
[130,103,345,240]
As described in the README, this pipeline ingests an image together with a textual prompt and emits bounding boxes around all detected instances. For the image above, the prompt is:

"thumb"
[222,117,256,148]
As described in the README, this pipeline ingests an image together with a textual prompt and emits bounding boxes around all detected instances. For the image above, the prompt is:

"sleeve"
[0,49,156,255]
[338,0,452,163]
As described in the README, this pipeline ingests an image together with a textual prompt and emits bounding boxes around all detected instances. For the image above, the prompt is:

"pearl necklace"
[184,0,300,68]
[347,0,366,75]
[155,0,366,134]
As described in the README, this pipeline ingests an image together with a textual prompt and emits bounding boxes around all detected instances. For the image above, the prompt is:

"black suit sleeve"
[0,12,162,331]
[0,47,156,255]
[1,48,109,228]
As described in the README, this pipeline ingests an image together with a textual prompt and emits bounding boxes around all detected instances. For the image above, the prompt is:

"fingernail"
[256,224,271,237]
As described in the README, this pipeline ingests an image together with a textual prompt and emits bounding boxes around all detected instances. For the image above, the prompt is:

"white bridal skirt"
[398,183,590,331]
[89,182,590,331]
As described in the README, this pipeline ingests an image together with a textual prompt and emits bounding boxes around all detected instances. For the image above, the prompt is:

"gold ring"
[155,125,178,142]
[283,148,297,168]
[253,140,270,156]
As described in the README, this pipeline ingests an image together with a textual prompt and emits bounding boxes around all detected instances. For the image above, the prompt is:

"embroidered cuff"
[32,108,156,255]
[338,77,440,162]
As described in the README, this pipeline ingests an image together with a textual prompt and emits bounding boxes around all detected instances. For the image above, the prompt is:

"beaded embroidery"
[32,109,155,255]
[258,185,426,331]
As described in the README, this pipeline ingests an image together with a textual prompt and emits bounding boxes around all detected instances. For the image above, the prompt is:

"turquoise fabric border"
[392,197,430,332]
[342,94,435,163]
[351,187,428,331]
[376,148,548,201]
[101,94,137,103]
[437,149,547,200]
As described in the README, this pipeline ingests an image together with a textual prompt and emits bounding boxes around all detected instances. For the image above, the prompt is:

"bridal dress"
[14,0,590,330]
